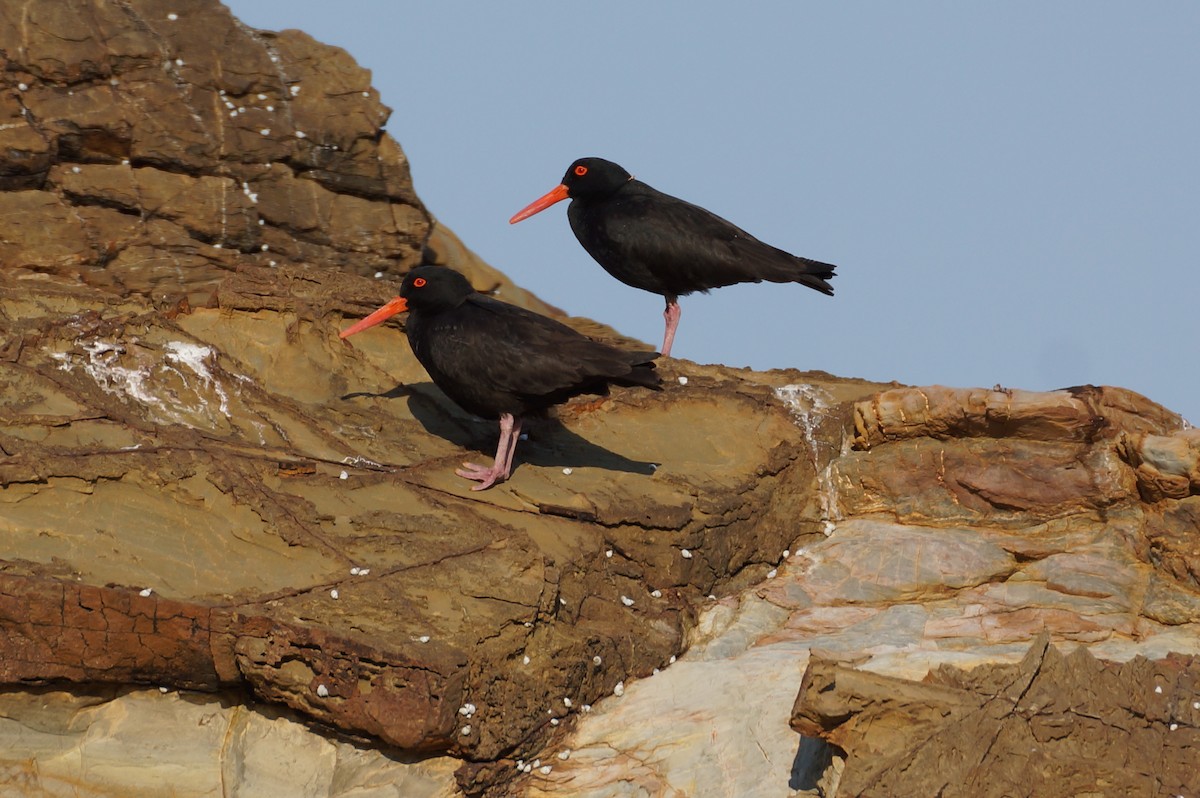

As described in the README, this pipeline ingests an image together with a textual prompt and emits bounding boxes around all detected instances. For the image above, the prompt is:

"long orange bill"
[509,183,570,224]
[339,296,408,338]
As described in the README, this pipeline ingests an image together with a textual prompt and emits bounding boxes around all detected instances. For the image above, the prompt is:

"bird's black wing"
[592,184,835,296]
[420,297,655,405]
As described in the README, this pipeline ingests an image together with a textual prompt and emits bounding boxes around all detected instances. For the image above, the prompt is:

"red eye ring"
[413,277,427,287]
[574,165,588,176]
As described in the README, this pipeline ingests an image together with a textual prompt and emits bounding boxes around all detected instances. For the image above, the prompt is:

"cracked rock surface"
[792,635,1200,797]
[3,3,1200,798]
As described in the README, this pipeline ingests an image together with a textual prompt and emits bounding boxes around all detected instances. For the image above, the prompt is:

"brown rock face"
[792,635,1200,798]
[0,0,426,298]
[5,4,1200,798]
[0,3,884,793]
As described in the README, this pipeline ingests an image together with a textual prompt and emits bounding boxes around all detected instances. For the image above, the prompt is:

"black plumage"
[511,157,836,357]
[340,265,660,490]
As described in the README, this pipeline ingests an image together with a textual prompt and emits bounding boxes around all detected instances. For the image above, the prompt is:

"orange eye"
[413,277,427,287]
[574,165,588,176]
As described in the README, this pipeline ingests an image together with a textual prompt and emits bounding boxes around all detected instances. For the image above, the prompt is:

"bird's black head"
[510,157,633,224]
[340,265,476,339]
[400,265,475,311]
[561,157,633,199]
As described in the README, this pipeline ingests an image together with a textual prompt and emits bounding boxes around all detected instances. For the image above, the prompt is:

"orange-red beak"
[509,183,570,224]
[339,296,408,339]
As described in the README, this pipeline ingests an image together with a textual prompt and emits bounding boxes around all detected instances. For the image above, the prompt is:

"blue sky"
[226,3,1198,423]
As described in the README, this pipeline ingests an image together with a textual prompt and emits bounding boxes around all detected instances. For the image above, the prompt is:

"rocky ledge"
[2,3,1199,797]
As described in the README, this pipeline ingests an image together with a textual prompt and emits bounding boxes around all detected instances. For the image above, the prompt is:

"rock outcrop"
[792,635,1200,797]
[3,3,1199,798]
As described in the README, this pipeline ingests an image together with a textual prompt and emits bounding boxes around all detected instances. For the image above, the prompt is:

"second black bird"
[510,157,836,358]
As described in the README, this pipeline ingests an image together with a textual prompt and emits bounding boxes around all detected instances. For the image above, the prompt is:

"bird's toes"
[456,462,504,490]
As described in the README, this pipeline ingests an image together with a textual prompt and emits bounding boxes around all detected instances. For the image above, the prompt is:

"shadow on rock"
[343,381,659,476]
[789,735,839,792]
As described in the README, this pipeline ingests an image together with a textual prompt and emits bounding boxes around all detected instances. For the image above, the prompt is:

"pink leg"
[660,297,681,358]
[456,413,521,490]
[498,417,523,478]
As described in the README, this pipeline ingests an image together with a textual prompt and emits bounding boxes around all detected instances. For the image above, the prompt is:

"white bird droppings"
[557,749,570,760]
[539,765,552,775]
[257,93,267,100]
[783,549,791,558]
[350,567,360,575]
[339,470,348,480]
[651,589,662,598]
[259,128,271,136]
[677,376,688,385]
[374,271,384,278]
[458,703,476,717]
[17,83,27,91]
[159,686,169,693]
[295,130,307,138]
[359,569,369,576]
[669,655,676,664]
[621,596,634,607]
[549,718,559,726]
[562,467,573,475]
[461,725,471,735]
[767,569,778,579]
[653,668,660,675]
[605,549,613,558]
[613,681,624,697]
[1194,701,1200,709]
[592,655,602,666]
[316,684,329,697]
[290,85,301,96]
[167,12,178,20]
[71,166,81,173]
[523,655,530,665]
[1155,685,1163,694]
[680,549,692,559]
[582,703,592,713]
[563,697,572,708]
[175,58,184,66]
[418,635,430,643]
[1170,723,1179,731]
[138,588,153,597]
[329,589,339,599]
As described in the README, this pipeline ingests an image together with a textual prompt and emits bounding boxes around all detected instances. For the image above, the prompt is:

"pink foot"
[454,413,522,491]
[455,461,507,491]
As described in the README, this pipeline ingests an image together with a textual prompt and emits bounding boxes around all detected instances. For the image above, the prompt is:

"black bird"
[340,265,661,490]
[510,157,836,358]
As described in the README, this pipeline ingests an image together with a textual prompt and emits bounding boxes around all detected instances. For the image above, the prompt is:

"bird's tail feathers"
[779,255,836,296]
[618,351,663,390]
